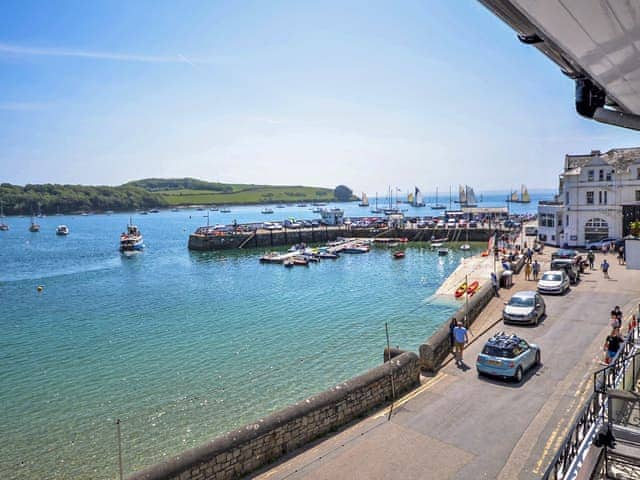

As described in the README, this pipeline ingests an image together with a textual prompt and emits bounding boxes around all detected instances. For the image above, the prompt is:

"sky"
[1,0,638,193]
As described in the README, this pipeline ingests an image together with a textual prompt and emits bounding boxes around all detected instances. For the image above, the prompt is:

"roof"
[564,147,640,173]
[510,290,536,299]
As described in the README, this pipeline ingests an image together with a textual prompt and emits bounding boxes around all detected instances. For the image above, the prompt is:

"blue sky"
[1,0,638,192]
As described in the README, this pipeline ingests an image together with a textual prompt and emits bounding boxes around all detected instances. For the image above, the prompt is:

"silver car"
[503,291,546,325]
[537,270,570,295]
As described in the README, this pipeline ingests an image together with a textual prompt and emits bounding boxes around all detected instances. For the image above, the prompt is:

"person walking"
[610,310,622,330]
[618,245,625,265]
[601,259,610,279]
[604,328,623,364]
[452,320,469,365]
[587,251,595,270]
[532,260,540,280]
[524,262,532,281]
[491,271,500,297]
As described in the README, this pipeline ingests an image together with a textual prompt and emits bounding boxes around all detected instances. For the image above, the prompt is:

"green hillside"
[0,178,353,214]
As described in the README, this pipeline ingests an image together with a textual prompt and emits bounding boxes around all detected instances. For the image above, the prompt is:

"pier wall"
[127,352,420,480]
[189,227,501,251]
[419,283,496,371]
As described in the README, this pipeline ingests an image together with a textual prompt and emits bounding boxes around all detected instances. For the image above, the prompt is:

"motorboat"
[438,248,449,256]
[120,219,144,252]
[220,207,231,213]
[1,200,9,229]
[261,208,274,214]
[29,215,40,232]
[341,245,370,254]
[0,223,8,231]
[460,244,471,251]
[276,205,285,208]
[293,256,309,266]
[318,252,339,259]
[56,225,69,236]
[393,251,405,259]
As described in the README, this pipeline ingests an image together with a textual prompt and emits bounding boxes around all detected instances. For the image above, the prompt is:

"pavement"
[252,248,640,480]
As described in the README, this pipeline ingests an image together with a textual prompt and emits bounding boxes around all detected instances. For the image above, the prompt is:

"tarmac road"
[254,252,640,480]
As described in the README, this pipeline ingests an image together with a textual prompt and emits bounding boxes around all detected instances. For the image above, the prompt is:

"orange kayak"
[466,280,480,296]
[454,282,468,298]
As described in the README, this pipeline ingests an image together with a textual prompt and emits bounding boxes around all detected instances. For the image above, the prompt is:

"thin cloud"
[0,42,211,65]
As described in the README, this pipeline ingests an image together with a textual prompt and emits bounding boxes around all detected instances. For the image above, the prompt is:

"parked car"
[524,225,538,236]
[262,222,283,230]
[502,291,546,325]
[550,258,581,284]
[476,333,541,382]
[551,249,579,260]
[537,270,570,295]
[585,237,619,250]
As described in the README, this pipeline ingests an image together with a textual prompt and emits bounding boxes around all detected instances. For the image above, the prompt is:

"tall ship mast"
[456,185,478,207]
[506,184,531,203]
[412,186,426,207]
[431,187,446,210]
[358,192,369,207]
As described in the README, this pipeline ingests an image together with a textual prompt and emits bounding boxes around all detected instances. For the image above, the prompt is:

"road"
[253,250,640,480]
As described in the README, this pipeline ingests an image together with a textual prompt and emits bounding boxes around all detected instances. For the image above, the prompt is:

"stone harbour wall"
[127,352,420,480]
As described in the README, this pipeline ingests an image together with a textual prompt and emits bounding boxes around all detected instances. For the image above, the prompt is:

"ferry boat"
[261,207,274,214]
[120,219,144,252]
[56,225,69,236]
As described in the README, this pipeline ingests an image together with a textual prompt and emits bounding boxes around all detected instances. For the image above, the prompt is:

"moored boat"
[261,207,274,214]
[393,251,405,259]
[293,255,309,266]
[56,225,69,236]
[120,218,144,252]
[437,247,449,256]
[0,200,9,230]
[29,215,40,232]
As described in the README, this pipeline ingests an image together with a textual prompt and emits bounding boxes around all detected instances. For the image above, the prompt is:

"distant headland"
[0,178,356,215]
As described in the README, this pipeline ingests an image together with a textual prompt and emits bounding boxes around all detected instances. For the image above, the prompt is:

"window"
[566,191,570,204]
[637,167,640,180]
[586,191,594,204]
[540,213,555,228]
[599,191,603,204]
[606,171,612,181]
[585,218,609,242]
[588,170,594,182]
[566,215,569,226]
[603,191,608,204]
[599,169,604,181]
[636,190,640,201]
[557,215,562,227]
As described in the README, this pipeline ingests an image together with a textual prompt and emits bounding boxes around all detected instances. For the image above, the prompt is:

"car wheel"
[535,350,541,366]
[514,366,523,383]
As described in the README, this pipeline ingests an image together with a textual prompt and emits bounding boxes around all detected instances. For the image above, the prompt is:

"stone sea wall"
[127,352,420,480]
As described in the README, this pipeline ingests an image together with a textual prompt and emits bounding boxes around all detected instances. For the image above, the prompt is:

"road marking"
[373,374,451,419]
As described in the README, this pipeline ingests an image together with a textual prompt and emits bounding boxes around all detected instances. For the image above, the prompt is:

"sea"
[0,190,550,479]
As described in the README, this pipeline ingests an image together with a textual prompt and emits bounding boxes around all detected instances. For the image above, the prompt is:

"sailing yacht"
[412,187,426,207]
[506,185,531,203]
[370,193,383,214]
[358,192,369,207]
[455,185,478,208]
[431,187,446,210]
[0,200,8,231]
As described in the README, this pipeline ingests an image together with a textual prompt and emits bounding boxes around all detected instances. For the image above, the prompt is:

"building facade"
[538,147,640,247]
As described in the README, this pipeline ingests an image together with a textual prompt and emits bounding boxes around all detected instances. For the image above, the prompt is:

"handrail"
[542,321,639,480]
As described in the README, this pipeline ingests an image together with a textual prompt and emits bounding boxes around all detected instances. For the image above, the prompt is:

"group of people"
[603,306,637,364]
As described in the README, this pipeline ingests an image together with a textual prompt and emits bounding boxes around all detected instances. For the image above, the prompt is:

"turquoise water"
[0,199,525,479]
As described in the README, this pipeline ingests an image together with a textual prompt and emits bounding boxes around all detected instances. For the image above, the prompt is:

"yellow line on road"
[373,373,450,419]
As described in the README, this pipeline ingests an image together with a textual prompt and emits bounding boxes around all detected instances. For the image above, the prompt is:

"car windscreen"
[508,296,534,307]
[482,345,517,358]
[542,274,562,281]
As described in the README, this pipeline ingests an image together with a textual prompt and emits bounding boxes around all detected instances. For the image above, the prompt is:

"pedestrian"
[449,317,457,349]
[610,310,622,330]
[532,260,540,280]
[604,328,623,364]
[618,246,625,265]
[491,271,500,297]
[587,251,595,270]
[524,262,532,281]
[602,243,608,255]
[452,320,469,365]
[601,259,610,279]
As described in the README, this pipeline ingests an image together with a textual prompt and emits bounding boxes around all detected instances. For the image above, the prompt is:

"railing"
[542,321,640,480]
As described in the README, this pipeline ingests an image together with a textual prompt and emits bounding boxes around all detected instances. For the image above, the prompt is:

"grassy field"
[157,185,339,206]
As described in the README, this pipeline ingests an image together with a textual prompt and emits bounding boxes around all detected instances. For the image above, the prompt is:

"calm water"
[0,192,545,479]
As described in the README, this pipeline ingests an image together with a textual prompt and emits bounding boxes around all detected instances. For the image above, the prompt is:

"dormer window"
[606,171,612,181]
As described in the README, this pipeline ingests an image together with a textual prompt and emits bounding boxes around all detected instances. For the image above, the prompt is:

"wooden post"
[116,419,124,480]
[385,322,396,421]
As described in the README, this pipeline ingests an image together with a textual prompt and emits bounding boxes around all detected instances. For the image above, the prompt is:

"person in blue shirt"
[452,321,469,365]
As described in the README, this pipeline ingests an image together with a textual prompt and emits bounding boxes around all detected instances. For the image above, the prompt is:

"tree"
[334,185,353,202]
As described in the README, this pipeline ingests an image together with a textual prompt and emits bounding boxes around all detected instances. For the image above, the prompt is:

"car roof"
[485,332,526,349]
[511,291,537,299]
[542,270,564,275]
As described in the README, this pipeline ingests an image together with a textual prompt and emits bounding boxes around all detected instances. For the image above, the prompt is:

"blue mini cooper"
[476,333,541,382]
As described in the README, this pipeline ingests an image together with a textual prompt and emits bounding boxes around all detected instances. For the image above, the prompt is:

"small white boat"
[120,218,144,252]
[261,208,274,214]
[56,225,69,236]
[460,244,471,251]
[438,248,449,256]
[220,208,231,213]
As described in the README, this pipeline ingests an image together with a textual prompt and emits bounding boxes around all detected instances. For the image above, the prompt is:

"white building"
[538,147,640,247]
